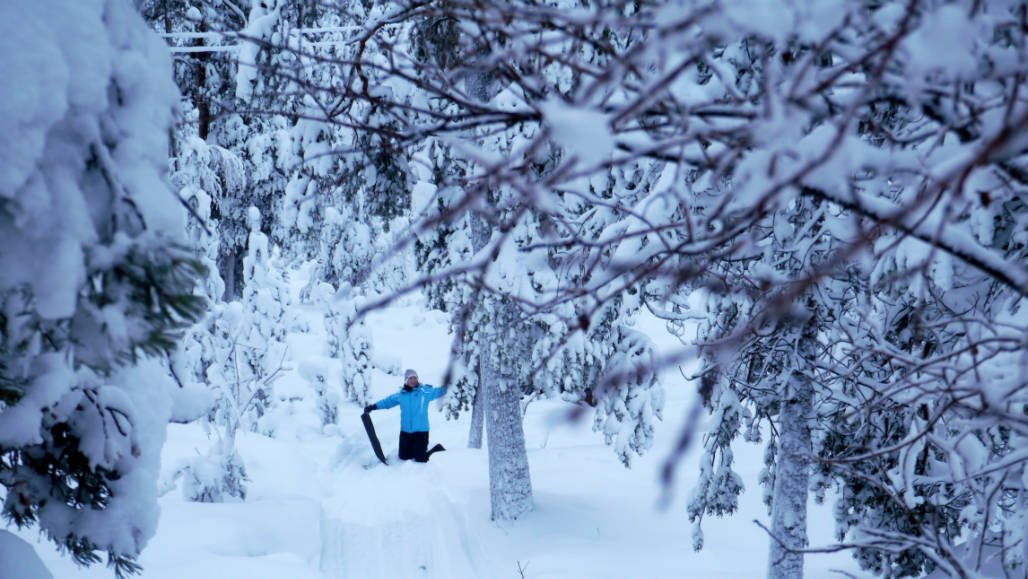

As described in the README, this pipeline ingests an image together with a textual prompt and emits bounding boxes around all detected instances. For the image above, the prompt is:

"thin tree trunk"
[468,357,484,448]
[465,38,530,519]
[466,194,490,451]
[196,19,210,141]
[221,248,237,301]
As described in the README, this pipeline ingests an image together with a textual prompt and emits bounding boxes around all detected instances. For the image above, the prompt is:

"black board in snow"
[361,412,388,465]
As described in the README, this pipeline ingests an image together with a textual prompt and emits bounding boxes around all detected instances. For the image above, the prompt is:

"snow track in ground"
[318,445,486,578]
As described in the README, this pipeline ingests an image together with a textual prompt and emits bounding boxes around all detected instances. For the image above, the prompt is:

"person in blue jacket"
[364,369,447,462]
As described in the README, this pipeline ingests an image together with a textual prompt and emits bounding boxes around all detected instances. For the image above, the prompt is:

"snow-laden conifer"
[0,0,205,573]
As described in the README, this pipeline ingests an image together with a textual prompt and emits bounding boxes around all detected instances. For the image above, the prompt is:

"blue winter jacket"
[374,384,448,433]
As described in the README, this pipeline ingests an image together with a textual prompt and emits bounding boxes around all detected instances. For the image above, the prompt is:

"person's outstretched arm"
[425,384,448,401]
[368,392,401,413]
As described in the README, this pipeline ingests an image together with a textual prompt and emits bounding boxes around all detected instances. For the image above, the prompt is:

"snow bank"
[0,531,52,579]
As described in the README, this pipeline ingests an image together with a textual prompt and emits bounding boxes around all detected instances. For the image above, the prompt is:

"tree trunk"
[467,44,530,519]
[195,18,210,141]
[180,15,210,199]
[483,350,533,520]
[767,332,815,579]
[483,298,533,521]
[220,248,237,301]
[465,200,490,450]
[468,357,484,449]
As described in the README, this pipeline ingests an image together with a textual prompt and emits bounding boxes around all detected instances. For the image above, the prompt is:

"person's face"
[406,375,418,387]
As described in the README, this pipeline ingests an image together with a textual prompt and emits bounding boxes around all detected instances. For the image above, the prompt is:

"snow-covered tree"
[155,0,412,447]
[182,207,291,502]
[382,4,667,524]
[277,0,1028,574]
[141,0,245,142]
[149,0,326,302]
[149,0,1028,574]
[0,0,206,574]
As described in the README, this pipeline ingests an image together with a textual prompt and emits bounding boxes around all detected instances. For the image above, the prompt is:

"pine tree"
[0,0,206,574]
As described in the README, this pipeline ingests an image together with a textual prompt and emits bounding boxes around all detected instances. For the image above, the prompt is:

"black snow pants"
[398,431,444,462]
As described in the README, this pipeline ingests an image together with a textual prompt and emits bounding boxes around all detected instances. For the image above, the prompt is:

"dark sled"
[361,412,388,465]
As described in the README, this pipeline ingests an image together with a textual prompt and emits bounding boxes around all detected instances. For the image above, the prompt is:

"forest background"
[2,1,1028,578]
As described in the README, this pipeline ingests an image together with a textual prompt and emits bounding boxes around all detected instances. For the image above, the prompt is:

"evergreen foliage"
[0,0,206,574]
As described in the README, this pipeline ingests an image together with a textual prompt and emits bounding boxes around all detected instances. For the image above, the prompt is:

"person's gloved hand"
[363,404,376,414]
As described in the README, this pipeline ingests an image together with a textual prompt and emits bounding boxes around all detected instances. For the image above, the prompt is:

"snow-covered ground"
[17,297,867,578]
